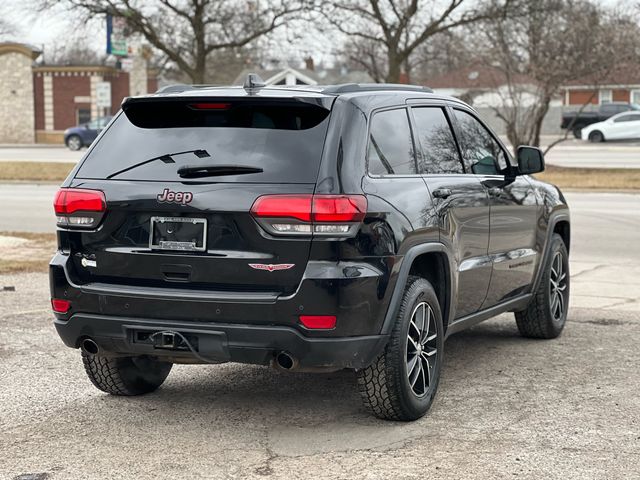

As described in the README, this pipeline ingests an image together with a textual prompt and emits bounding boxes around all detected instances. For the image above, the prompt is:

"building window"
[599,89,613,104]
[77,108,91,125]
[631,90,640,106]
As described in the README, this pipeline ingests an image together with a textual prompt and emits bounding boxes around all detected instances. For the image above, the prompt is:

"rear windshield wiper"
[177,165,263,179]
[107,149,210,179]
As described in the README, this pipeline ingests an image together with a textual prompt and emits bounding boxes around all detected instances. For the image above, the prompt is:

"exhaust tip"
[81,338,99,355]
[275,351,296,370]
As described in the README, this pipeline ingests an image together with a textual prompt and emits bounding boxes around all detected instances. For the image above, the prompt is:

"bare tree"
[39,0,309,83]
[323,0,515,83]
[479,0,640,151]
[0,17,17,39]
[412,29,475,82]
[46,44,107,65]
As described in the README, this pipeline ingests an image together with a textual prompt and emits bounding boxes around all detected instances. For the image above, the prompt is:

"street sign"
[120,58,133,72]
[96,82,111,108]
[107,14,128,56]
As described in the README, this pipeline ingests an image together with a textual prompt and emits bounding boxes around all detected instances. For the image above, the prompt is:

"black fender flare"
[530,212,570,294]
[380,242,456,335]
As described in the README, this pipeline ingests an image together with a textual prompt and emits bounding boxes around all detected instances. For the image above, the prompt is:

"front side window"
[453,109,509,175]
[411,107,463,174]
[614,114,640,123]
[367,108,416,175]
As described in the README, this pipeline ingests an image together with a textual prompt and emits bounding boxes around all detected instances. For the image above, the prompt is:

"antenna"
[243,73,266,94]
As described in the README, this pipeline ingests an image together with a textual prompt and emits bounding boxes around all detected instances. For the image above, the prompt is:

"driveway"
[1,191,638,479]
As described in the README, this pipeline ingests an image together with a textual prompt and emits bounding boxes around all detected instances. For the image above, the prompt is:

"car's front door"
[409,104,491,319]
[450,108,539,309]
[610,113,640,139]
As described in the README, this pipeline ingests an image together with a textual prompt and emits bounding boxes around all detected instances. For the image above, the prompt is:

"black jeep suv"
[50,79,570,421]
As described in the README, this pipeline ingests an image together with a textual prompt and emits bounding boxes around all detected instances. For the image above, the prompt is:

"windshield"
[75,100,332,183]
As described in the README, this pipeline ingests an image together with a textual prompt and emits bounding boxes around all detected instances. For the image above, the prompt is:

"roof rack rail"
[321,83,433,94]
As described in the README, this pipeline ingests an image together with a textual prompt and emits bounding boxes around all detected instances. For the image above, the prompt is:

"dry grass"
[0,161,75,182]
[0,231,56,274]
[0,260,49,274]
[535,165,640,190]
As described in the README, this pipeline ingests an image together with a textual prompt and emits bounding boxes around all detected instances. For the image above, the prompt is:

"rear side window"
[367,108,417,175]
[601,103,621,115]
[411,107,463,174]
[614,114,640,123]
[74,100,331,183]
[453,109,509,175]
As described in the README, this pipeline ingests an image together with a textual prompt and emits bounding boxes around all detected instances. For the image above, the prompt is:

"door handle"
[488,187,502,196]
[432,188,452,199]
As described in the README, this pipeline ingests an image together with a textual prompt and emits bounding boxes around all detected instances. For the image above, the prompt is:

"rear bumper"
[55,313,387,369]
[50,251,400,368]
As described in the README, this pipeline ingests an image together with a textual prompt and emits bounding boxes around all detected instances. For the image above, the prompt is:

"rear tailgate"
[61,94,334,295]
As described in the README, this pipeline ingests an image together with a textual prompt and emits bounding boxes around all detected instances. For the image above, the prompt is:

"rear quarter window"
[367,108,417,175]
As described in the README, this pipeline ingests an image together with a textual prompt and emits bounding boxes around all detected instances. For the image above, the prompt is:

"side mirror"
[516,146,545,175]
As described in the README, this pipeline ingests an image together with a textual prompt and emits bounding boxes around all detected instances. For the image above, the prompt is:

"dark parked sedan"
[63,116,112,150]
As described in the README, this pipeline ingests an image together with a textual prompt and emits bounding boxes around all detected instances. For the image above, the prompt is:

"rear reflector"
[54,188,106,229]
[299,315,337,329]
[251,194,367,237]
[51,298,71,313]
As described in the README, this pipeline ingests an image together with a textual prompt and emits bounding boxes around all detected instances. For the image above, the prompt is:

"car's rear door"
[450,107,539,308]
[63,96,333,296]
[408,103,492,319]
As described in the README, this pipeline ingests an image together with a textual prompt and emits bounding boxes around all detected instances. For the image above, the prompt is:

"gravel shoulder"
[1,272,639,480]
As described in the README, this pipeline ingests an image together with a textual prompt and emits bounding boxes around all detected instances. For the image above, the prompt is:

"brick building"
[0,42,158,144]
[560,65,640,106]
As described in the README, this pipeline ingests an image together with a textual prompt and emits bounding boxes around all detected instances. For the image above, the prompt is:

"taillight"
[250,194,367,237]
[54,188,106,229]
[51,298,71,314]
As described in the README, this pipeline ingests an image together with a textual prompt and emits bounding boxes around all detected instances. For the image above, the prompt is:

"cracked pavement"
[1,191,639,479]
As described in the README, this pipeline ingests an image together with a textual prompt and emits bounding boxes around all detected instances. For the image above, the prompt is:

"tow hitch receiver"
[137,330,194,351]
[155,332,181,349]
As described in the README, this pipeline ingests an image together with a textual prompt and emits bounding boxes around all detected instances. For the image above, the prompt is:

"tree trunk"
[386,50,402,83]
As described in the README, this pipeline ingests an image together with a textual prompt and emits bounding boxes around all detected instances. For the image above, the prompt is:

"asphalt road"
[1,191,639,479]
[1,142,640,168]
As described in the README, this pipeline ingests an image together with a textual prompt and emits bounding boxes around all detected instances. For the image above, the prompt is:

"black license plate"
[149,217,207,252]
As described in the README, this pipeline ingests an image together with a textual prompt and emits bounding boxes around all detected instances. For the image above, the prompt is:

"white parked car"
[581,111,640,142]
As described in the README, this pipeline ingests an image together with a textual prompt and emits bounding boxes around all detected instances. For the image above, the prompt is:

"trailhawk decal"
[248,263,295,272]
[157,188,193,205]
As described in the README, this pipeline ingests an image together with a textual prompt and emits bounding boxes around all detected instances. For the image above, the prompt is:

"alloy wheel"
[406,301,438,397]
[67,136,81,150]
[549,251,567,322]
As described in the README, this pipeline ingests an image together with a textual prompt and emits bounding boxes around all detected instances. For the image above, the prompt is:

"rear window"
[75,99,332,183]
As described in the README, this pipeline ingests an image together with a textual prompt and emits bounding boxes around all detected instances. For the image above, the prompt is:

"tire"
[515,234,569,339]
[572,127,582,139]
[82,352,173,395]
[588,130,605,143]
[66,134,83,151]
[357,276,444,421]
